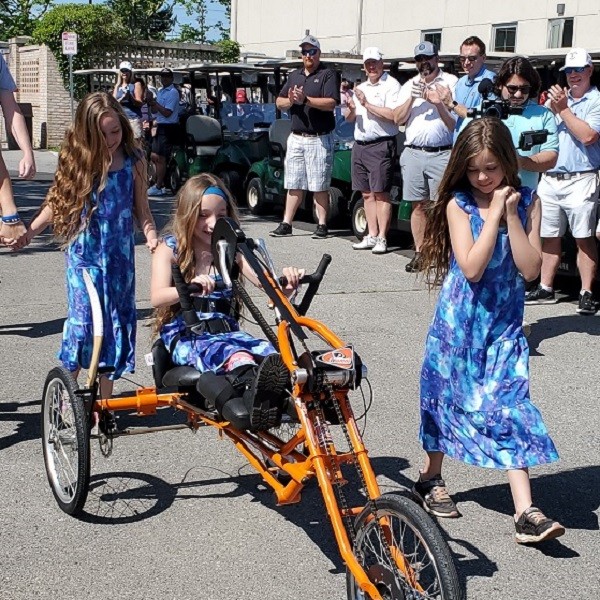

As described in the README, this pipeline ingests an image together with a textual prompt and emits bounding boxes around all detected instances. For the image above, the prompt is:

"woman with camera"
[456,56,559,190]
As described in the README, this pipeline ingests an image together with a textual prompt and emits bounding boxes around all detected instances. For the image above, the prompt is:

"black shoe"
[577,290,597,315]
[312,224,329,239]
[524,285,557,305]
[270,222,293,237]
[412,474,460,518]
[405,252,423,273]
[246,354,289,431]
[515,506,565,544]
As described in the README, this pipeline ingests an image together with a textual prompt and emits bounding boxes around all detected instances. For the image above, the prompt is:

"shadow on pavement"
[0,399,40,451]
[528,314,600,356]
[0,317,64,338]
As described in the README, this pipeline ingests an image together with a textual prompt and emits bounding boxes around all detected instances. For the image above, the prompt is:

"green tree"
[215,38,239,63]
[32,4,128,98]
[175,0,230,43]
[0,0,53,39]
[106,0,175,41]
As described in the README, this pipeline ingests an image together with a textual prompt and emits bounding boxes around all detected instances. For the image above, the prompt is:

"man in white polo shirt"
[344,47,401,254]
[394,42,457,272]
[525,48,600,314]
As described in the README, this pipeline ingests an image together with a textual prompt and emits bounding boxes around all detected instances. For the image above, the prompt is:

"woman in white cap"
[113,60,144,138]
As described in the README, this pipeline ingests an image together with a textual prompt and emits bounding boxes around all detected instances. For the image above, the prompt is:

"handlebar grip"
[298,254,332,316]
[171,265,194,312]
[278,254,332,288]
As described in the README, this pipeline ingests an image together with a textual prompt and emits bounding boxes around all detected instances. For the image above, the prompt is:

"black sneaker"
[270,222,293,237]
[412,474,460,518]
[405,252,423,273]
[524,285,557,305]
[577,290,597,315]
[312,224,329,239]
[246,354,289,431]
[515,506,565,544]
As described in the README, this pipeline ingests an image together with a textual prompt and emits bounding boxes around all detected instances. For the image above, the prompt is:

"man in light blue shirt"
[526,48,600,314]
[148,68,180,196]
[457,56,558,191]
[451,36,496,135]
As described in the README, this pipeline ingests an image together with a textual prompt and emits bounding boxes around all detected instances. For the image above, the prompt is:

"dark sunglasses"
[301,48,319,57]
[120,69,131,74]
[415,54,435,62]
[459,55,480,63]
[564,66,587,74]
[505,84,531,95]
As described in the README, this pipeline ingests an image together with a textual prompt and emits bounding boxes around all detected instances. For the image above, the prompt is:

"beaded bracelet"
[1,213,22,224]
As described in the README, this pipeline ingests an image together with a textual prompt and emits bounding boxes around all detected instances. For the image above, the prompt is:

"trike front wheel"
[41,366,91,516]
[347,493,462,600]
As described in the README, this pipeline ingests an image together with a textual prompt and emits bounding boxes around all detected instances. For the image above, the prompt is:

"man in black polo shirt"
[270,35,340,238]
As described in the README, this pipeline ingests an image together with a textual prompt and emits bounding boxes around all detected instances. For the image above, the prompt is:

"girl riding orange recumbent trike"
[41,217,463,600]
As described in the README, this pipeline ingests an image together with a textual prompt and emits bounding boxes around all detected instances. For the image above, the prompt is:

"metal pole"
[69,54,74,121]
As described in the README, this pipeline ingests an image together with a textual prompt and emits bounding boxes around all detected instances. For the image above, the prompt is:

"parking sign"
[62,32,78,55]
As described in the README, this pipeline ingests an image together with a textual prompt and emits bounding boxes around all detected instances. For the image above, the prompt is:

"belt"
[545,170,597,181]
[407,144,452,153]
[355,136,396,146]
[292,131,330,137]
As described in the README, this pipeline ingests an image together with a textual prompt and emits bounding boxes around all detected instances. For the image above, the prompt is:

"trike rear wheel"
[347,493,462,600]
[41,367,91,516]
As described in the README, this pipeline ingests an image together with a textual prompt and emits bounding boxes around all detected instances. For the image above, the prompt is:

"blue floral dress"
[419,188,559,470]
[159,235,275,373]
[59,155,137,380]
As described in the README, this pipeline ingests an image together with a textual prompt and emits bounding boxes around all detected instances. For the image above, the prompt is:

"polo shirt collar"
[466,65,490,85]
[568,85,598,104]
[365,72,387,86]
[303,62,326,77]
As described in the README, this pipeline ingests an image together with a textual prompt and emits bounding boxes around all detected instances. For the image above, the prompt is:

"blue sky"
[51,1,227,39]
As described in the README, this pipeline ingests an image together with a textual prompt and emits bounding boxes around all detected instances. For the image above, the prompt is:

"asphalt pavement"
[1,156,599,600]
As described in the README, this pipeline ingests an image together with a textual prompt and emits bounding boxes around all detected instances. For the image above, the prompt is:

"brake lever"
[253,238,278,280]
[216,239,233,288]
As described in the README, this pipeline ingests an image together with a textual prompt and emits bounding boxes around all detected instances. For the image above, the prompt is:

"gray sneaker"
[515,506,565,544]
[412,474,460,518]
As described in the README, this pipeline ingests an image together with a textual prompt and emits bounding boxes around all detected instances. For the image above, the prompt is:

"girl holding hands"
[413,117,564,544]
[24,92,158,399]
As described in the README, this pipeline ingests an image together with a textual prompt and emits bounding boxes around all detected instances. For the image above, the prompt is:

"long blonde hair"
[420,117,521,287]
[44,92,138,244]
[152,173,241,336]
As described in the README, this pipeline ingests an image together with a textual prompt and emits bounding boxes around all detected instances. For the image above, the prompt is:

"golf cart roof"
[74,68,119,76]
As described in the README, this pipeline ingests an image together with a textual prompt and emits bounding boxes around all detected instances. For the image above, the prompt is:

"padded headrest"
[186,115,222,144]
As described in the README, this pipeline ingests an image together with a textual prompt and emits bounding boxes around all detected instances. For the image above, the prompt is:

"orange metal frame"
[90,272,422,599]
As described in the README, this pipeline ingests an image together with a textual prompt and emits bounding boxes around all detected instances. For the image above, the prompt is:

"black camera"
[467,78,524,120]
[518,129,549,151]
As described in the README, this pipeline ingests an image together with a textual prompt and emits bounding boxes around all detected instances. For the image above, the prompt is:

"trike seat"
[151,339,254,429]
[185,115,223,158]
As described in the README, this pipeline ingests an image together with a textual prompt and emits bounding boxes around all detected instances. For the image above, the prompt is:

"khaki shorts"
[538,172,599,238]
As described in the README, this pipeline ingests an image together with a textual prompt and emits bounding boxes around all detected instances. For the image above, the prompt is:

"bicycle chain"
[300,341,410,595]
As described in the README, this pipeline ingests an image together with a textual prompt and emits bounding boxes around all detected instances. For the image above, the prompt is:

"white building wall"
[234,0,600,59]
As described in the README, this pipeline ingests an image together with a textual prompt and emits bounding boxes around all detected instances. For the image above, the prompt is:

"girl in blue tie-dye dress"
[151,173,303,429]
[412,118,564,544]
[26,93,158,399]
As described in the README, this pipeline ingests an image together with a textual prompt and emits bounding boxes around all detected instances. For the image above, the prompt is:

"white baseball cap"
[363,47,383,62]
[119,60,133,72]
[560,48,593,71]
[299,35,320,50]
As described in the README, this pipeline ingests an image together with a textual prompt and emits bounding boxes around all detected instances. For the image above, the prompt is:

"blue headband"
[204,186,229,202]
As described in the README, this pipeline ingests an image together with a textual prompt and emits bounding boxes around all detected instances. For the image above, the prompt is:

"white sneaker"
[353,235,377,250]
[148,185,165,196]
[372,237,387,254]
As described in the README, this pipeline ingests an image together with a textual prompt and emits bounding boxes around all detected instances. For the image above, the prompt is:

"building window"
[548,18,574,48]
[422,30,442,50]
[493,23,517,52]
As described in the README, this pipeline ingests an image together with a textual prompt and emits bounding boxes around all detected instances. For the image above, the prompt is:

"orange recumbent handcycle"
[41,218,463,600]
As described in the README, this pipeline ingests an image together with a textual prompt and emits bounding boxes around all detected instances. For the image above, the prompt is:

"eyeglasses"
[505,84,531,95]
[301,48,319,57]
[459,55,480,63]
[564,66,587,74]
[415,54,435,62]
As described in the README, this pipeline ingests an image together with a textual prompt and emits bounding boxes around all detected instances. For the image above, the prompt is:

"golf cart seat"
[268,119,292,168]
[186,115,223,157]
